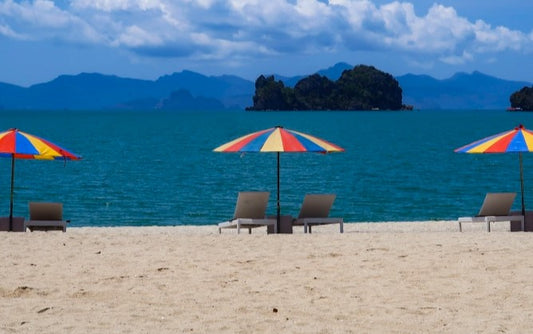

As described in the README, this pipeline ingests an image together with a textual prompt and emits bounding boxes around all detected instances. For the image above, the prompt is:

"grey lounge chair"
[292,194,343,233]
[218,192,276,234]
[26,202,70,232]
[458,193,524,232]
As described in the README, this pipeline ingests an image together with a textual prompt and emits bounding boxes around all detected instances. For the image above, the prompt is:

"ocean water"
[1,109,533,227]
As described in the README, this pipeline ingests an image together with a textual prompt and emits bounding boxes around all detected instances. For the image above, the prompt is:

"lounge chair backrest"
[233,192,270,219]
[298,194,336,219]
[29,202,63,221]
[477,193,516,216]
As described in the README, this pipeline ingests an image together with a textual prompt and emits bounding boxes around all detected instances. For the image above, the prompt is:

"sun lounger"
[458,193,524,232]
[218,192,276,234]
[292,194,343,233]
[26,202,70,232]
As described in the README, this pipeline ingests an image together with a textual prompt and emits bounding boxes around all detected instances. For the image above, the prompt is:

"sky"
[1,0,533,87]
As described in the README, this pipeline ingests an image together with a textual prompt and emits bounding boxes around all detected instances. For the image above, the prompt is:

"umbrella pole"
[9,155,14,231]
[277,152,280,233]
[520,152,526,219]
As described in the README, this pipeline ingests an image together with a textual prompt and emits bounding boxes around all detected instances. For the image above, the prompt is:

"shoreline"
[2,220,530,333]
[59,219,510,234]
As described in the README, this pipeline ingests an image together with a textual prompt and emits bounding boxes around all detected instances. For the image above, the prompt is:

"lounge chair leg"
[248,228,252,234]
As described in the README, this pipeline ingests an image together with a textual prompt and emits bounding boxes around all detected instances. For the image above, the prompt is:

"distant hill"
[275,62,353,87]
[0,71,254,111]
[0,82,26,109]
[157,89,226,111]
[396,71,531,110]
[275,65,531,110]
[0,63,530,110]
[154,71,253,109]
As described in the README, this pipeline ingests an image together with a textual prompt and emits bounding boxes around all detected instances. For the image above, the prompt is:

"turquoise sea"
[2,109,533,227]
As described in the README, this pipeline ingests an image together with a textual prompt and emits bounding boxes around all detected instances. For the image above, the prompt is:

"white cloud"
[440,51,474,65]
[0,0,69,28]
[330,0,378,34]
[380,2,416,34]
[0,0,102,42]
[71,0,164,11]
[113,25,163,47]
[0,23,24,38]
[474,22,529,52]
[0,0,531,67]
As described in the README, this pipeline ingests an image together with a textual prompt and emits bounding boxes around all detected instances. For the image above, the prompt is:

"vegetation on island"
[509,86,533,111]
[246,65,407,111]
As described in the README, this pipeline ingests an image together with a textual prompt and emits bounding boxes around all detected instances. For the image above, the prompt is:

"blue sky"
[1,0,532,86]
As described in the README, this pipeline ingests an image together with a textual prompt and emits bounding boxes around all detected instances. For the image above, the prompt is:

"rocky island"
[246,65,408,111]
[509,86,533,111]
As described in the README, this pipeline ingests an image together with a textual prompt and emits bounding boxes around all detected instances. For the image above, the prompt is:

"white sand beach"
[1,221,533,333]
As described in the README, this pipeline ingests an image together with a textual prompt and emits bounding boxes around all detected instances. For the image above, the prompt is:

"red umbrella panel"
[0,128,81,230]
[214,126,344,232]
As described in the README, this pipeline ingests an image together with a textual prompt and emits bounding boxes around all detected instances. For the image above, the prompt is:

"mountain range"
[0,62,530,111]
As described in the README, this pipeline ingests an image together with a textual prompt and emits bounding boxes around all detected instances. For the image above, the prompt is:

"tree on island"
[250,75,292,110]
[510,86,533,111]
[247,65,405,111]
[294,74,336,110]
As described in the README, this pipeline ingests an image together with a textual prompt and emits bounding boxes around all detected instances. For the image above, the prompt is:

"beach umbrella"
[0,128,81,230]
[454,124,533,217]
[214,125,344,232]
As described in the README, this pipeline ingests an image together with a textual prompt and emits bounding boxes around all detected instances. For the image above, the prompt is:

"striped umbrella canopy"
[455,124,533,217]
[214,126,344,232]
[0,128,81,230]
